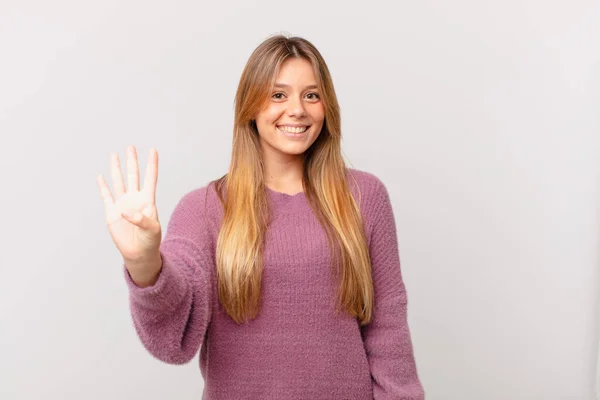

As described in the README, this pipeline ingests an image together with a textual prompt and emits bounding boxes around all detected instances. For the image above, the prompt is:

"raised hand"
[97,146,162,284]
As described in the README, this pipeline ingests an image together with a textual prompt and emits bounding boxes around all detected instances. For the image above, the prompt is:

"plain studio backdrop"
[1,1,599,399]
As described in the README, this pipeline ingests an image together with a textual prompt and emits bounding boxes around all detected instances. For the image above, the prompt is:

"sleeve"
[360,178,425,399]
[122,188,215,365]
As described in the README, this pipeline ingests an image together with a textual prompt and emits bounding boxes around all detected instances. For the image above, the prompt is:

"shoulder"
[346,167,385,188]
[168,179,224,230]
[345,167,390,205]
[345,167,394,231]
[177,180,222,211]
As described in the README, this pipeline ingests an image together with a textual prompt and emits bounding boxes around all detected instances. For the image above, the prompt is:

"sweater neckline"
[265,185,305,198]
[265,186,309,216]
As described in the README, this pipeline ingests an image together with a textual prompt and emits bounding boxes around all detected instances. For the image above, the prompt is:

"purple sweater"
[123,168,425,399]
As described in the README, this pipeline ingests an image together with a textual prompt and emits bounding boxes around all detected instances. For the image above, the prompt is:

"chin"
[274,144,310,156]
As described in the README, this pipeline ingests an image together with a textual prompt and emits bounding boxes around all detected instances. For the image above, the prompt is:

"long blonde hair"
[211,34,374,325]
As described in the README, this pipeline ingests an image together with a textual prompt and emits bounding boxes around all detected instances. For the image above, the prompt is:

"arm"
[123,188,215,365]
[361,179,425,399]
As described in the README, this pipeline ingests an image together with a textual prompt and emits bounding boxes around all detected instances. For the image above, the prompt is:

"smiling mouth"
[276,125,310,134]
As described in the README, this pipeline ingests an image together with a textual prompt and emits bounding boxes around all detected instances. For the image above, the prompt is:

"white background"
[1,0,599,399]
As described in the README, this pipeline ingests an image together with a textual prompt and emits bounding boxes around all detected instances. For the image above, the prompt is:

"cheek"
[310,104,325,121]
[262,106,284,125]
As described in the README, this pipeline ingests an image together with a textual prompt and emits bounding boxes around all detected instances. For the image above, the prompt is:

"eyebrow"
[274,83,319,90]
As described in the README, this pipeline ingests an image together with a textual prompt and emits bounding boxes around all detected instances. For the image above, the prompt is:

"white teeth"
[278,125,308,133]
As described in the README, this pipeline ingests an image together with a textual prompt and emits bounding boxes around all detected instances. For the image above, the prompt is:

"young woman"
[97,34,425,399]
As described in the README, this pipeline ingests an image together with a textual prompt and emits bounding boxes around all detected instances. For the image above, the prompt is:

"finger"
[127,145,140,192]
[143,148,158,204]
[97,174,114,207]
[110,152,126,200]
[121,210,158,232]
[143,204,160,224]
[121,211,142,226]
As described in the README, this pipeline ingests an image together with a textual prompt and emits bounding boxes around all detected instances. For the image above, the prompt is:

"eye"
[271,92,321,100]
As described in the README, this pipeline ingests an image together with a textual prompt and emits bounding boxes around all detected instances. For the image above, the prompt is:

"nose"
[287,96,306,118]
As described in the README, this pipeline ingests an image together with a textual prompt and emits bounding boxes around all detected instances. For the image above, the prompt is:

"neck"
[262,150,305,193]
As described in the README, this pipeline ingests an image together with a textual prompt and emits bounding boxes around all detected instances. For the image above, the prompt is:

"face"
[254,57,325,160]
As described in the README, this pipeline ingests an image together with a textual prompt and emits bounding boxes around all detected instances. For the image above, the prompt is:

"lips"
[277,125,309,137]
[277,124,310,134]
[276,123,311,128]
[276,124,310,130]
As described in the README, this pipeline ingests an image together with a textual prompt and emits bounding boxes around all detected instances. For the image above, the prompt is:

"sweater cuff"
[123,250,188,311]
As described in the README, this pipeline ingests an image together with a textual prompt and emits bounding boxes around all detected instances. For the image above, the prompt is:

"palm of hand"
[97,146,162,263]
[107,190,160,262]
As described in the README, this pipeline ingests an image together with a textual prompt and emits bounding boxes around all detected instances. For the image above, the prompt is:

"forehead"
[274,58,318,87]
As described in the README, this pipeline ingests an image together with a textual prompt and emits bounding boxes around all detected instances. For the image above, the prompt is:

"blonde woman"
[97,34,425,399]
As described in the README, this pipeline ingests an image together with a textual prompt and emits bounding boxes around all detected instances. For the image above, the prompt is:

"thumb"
[121,210,157,231]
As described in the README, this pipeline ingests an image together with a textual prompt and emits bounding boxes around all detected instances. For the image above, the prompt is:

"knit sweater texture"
[123,168,425,399]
